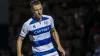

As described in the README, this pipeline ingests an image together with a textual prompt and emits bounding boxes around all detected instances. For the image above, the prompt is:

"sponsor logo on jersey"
[34,26,50,34]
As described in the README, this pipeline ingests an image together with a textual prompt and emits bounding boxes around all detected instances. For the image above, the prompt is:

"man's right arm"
[17,22,29,56]
[17,36,24,56]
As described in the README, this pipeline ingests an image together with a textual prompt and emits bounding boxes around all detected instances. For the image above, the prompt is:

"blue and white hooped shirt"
[20,15,59,56]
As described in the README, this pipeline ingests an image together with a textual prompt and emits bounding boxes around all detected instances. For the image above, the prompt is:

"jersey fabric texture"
[20,15,59,56]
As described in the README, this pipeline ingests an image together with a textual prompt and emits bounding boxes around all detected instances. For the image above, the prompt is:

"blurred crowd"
[0,0,100,56]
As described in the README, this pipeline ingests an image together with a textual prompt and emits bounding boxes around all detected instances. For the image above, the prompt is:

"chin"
[39,16,42,18]
[35,15,42,18]
[36,17,41,19]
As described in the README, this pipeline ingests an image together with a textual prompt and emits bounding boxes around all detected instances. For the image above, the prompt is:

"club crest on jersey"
[33,25,36,28]
[44,21,48,25]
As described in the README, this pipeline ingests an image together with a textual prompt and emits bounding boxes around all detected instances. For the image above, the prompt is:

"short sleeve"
[20,23,29,38]
[50,16,54,29]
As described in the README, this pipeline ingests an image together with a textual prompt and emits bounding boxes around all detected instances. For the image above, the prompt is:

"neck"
[33,16,42,22]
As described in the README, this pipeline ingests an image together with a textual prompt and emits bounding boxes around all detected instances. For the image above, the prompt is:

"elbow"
[17,37,23,44]
[17,38,20,46]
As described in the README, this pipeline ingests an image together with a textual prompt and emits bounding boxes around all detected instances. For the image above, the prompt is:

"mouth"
[39,14,42,16]
[38,14,41,16]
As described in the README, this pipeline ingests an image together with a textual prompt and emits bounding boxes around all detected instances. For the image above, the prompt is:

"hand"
[58,46,65,56]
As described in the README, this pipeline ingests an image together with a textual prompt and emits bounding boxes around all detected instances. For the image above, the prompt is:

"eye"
[34,10,38,11]
[39,8,42,10]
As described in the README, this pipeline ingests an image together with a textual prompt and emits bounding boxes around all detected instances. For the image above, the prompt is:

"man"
[17,0,65,56]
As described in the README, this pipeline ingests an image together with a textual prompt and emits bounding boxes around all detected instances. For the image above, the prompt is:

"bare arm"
[17,36,24,56]
[51,27,65,56]
[51,27,61,47]
[17,22,29,56]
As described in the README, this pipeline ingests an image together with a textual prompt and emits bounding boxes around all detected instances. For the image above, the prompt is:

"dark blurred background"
[0,0,100,56]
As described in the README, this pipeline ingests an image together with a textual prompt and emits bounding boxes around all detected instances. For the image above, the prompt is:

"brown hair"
[30,0,41,7]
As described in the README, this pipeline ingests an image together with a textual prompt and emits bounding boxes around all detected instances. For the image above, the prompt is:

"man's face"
[31,4,43,19]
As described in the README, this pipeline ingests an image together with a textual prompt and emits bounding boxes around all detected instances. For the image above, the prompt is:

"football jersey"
[20,15,59,56]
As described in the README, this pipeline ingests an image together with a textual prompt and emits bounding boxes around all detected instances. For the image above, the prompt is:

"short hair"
[30,0,41,7]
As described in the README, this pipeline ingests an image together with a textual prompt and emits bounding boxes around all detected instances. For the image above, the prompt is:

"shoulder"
[23,18,33,26]
[42,15,53,19]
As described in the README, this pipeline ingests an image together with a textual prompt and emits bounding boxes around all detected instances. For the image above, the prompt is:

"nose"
[38,10,41,15]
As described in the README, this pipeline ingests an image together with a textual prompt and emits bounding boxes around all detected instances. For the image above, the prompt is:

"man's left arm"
[51,27,65,56]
